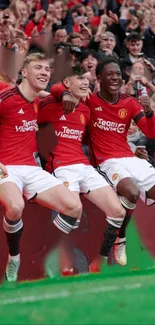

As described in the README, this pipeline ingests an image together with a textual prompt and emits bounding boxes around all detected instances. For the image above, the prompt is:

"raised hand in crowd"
[142,58,155,73]
[108,10,119,25]
[34,9,46,24]
[139,94,152,113]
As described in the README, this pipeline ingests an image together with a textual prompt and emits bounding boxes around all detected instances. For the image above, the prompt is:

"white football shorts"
[98,157,155,193]
[0,165,62,200]
[54,163,109,193]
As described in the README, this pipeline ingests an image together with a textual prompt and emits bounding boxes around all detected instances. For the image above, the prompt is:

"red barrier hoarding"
[0,198,155,281]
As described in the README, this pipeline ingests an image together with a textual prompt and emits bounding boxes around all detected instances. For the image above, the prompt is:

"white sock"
[9,254,20,262]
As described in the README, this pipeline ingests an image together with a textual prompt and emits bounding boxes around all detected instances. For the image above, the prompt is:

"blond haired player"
[0,53,82,282]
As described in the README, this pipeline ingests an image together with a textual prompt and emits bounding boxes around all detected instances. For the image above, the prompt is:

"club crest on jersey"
[80,114,85,124]
[112,173,118,181]
[1,174,8,179]
[118,108,127,119]
[63,181,69,187]
[34,103,38,113]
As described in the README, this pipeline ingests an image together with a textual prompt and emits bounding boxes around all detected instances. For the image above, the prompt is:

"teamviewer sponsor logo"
[93,118,125,133]
[15,119,38,132]
[55,126,83,140]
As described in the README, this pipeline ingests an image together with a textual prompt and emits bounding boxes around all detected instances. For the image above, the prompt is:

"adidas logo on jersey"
[95,106,102,111]
[18,109,24,114]
[59,115,66,120]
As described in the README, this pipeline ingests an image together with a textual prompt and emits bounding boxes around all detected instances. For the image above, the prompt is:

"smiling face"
[86,6,94,20]
[126,40,143,57]
[63,75,89,99]
[54,0,63,20]
[22,58,51,92]
[97,62,122,96]
[18,1,28,17]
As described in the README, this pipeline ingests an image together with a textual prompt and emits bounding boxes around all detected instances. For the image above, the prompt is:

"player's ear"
[63,77,70,89]
[21,68,27,79]
[96,75,101,83]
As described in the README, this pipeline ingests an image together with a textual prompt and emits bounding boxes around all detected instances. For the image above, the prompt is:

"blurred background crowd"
[1,0,155,163]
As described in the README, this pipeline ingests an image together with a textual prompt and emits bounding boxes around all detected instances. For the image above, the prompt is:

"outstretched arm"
[51,83,77,113]
[132,96,155,138]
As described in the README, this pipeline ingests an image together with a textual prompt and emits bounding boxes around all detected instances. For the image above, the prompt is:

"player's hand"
[139,95,151,113]
[135,148,148,160]
[142,58,155,73]
[62,94,77,114]
[0,162,8,178]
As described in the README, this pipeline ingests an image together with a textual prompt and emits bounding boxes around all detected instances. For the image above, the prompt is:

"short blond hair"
[23,52,48,67]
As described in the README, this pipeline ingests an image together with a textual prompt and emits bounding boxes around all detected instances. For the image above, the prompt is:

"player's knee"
[6,200,25,220]
[69,199,82,219]
[115,205,126,219]
[108,202,125,221]
[118,179,140,204]
[127,187,140,204]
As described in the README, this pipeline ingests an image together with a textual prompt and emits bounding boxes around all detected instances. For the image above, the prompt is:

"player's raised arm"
[51,83,69,99]
[51,83,77,113]
[132,96,155,138]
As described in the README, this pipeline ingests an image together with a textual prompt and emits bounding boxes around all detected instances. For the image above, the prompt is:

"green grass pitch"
[0,221,155,325]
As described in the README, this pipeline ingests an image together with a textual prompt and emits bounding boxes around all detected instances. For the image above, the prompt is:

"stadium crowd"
[1,0,155,281]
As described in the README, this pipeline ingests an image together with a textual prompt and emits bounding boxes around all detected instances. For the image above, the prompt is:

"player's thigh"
[54,165,82,192]
[81,165,109,192]
[99,159,141,200]
[36,185,82,214]
[98,160,133,190]
[24,168,82,213]
[82,165,125,218]
[85,186,125,218]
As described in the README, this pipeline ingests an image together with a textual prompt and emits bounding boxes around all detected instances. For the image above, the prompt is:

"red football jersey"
[87,93,155,164]
[0,86,40,166]
[51,84,155,165]
[0,82,9,91]
[38,95,90,171]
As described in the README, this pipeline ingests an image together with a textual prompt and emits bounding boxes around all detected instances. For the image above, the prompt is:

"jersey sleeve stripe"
[0,87,18,101]
[133,111,144,123]
[145,111,154,118]
[40,98,58,109]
